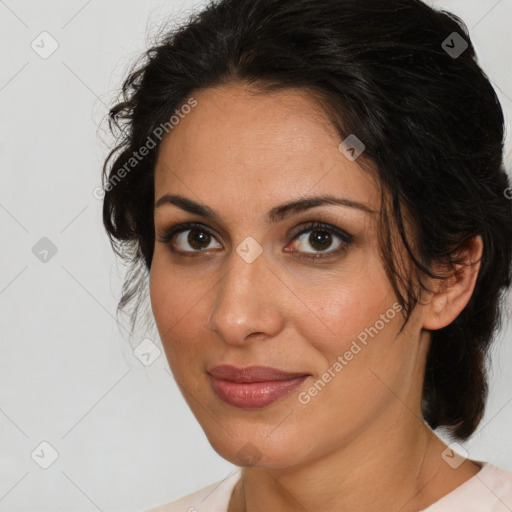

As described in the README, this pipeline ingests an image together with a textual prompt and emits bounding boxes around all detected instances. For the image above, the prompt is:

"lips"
[208,365,309,382]
[207,365,311,408]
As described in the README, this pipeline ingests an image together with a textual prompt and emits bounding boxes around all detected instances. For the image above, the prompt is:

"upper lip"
[207,365,310,383]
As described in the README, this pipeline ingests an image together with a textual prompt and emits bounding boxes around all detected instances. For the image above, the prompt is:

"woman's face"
[150,82,429,469]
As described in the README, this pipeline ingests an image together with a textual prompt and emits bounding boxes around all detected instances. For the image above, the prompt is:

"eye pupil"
[309,230,332,251]
[188,229,210,249]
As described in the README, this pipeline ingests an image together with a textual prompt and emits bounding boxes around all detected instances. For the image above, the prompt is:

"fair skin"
[149,82,483,512]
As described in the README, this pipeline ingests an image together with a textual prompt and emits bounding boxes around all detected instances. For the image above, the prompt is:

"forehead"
[154,83,379,217]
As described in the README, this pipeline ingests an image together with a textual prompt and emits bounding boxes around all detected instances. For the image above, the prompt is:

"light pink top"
[146,462,512,512]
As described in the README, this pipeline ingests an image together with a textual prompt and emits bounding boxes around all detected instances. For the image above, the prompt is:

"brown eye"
[173,228,222,252]
[156,224,223,254]
[187,229,212,250]
[286,221,354,260]
[308,230,332,252]
[292,228,343,254]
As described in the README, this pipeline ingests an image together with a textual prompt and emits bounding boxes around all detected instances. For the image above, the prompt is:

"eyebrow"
[154,193,375,223]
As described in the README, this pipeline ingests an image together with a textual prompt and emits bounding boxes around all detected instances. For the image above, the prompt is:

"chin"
[202,421,306,469]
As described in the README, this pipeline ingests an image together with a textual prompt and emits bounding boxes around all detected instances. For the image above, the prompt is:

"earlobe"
[422,236,483,331]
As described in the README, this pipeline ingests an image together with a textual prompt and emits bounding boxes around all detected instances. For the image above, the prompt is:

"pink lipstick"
[208,365,310,408]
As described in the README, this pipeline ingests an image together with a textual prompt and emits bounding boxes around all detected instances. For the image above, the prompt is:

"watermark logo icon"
[134,338,161,366]
[442,32,468,59]
[338,134,365,161]
[32,237,58,263]
[441,442,469,469]
[236,237,263,264]
[31,441,59,469]
[237,442,263,466]
[31,32,59,59]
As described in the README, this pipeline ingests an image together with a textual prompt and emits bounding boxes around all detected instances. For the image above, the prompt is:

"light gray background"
[1,1,511,511]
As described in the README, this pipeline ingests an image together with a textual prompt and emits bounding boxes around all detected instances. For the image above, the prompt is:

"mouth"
[207,365,311,409]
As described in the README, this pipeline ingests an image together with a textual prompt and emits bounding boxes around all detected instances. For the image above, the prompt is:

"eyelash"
[156,221,354,261]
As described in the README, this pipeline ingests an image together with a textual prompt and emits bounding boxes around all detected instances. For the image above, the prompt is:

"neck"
[230,411,479,512]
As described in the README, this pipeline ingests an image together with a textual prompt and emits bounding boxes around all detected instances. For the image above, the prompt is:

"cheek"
[294,310,409,447]
[149,255,212,372]
[149,256,176,332]
[289,255,394,356]
[288,257,405,406]
[149,250,204,328]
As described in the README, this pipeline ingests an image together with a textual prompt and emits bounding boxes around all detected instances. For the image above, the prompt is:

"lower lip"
[209,375,309,408]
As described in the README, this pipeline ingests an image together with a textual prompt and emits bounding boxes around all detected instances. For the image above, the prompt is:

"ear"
[422,236,483,330]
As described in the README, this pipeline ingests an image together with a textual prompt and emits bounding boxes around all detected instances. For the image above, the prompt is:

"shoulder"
[424,462,512,511]
[476,462,512,508]
[144,469,242,512]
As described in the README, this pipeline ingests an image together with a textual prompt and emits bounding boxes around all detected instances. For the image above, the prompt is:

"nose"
[208,249,285,346]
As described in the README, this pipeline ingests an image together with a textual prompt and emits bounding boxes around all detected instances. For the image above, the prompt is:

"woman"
[101,0,512,510]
